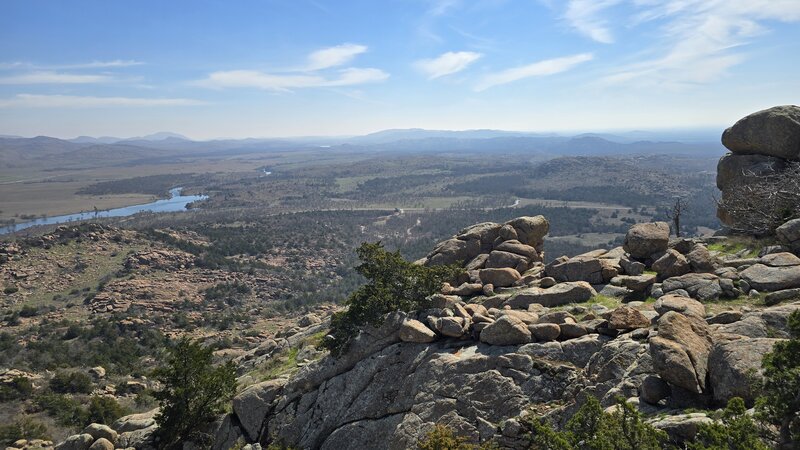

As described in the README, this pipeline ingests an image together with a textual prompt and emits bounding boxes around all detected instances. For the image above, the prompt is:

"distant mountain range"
[0,128,726,171]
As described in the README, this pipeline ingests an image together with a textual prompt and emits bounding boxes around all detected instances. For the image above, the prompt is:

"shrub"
[35,392,89,427]
[0,376,33,402]
[0,417,50,446]
[88,395,129,425]
[757,310,800,448]
[19,305,39,317]
[689,397,768,450]
[323,242,461,355]
[520,397,666,450]
[49,370,93,394]
[417,424,478,450]
[3,285,19,295]
[153,337,237,449]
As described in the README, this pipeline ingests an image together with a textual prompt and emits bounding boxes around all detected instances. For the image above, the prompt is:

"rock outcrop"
[716,105,800,233]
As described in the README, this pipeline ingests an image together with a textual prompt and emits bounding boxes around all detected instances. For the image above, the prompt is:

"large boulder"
[494,240,539,260]
[399,319,437,343]
[708,337,783,406]
[82,424,117,444]
[721,105,800,161]
[545,255,605,284]
[661,273,723,301]
[479,315,531,345]
[654,295,705,319]
[650,413,713,444]
[610,274,656,292]
[740,263,800,292]
[623,222,670,259]
[505,216,549,247]
[651,249,691,278]
[504,282,597,308]
[716,153,790,191]
[478,268,521,288]
[54,434,94,450]
[777,218,800,253]
[607,306,651,330]
[485,250,529,271]
[427,238,481,266]
[649,311,713,394]
[457,222,502,249]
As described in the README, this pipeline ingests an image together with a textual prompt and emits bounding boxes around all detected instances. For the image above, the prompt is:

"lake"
[0,187,208,235]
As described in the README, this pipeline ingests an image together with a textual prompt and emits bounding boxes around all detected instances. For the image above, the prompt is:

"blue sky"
[1,0,799,139]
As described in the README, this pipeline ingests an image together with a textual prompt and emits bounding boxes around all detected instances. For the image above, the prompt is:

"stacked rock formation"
[717,105,800,234]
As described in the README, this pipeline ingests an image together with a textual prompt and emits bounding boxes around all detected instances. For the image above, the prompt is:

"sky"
[1,0,799,140]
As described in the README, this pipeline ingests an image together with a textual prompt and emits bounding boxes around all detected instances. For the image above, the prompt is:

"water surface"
[0,187,207,235]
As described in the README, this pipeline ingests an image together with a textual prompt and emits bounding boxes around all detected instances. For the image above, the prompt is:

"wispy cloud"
[564,0,622,44]
[563,0,800,88]
[415,51,482,79]
[306,44,367,71]
[0,71,116,85]
[475,53,593,91]
[0,60,144,70]
[0,94,205,108]
[198,44,388,92]
[201,68,388,91]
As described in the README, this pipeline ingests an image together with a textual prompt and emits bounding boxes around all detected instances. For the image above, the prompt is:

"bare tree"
[716,161,800,236]
[665,197,689,237]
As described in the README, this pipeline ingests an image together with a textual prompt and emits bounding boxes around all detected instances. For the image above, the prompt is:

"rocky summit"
[59,211,800,449]
[36,107,800,449]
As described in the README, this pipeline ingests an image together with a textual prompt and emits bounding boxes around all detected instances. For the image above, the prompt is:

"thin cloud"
[0,60,144,70]
[415,51,482,79]
[201,68,388,91]
[475,53,593,91]
[564,0,622,44]
[198,43,388,92]
[0,71,115,85]
[565,0,800,88]
[0,94,205,108]
[306,44,367,71]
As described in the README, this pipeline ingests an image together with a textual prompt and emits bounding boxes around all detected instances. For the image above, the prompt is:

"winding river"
[0,187,207,235]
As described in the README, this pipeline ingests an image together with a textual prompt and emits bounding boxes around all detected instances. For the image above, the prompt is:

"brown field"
[0,155,277,221]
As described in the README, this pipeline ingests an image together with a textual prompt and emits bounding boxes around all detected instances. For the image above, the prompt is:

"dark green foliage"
[49,370,93,394]
[322,242,461,355]
[757,310,800,448]
[417,424,481,450]
[523,418,573,450]
[0,376,33,402]
[35,392,90,427]
[0,316,168,374]
[3,285,19,295]
[0,417,50,446]
[153,337,237,449]
[689,397,769,450]
[521,397,666,450]
[87,395,130,425]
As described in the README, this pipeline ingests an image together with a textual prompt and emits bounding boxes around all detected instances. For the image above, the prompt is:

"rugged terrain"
[2,106,799,449]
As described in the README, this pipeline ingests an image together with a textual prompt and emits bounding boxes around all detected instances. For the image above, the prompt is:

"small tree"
[690,397,769,450]
[665,197,689,237]
[323,242,461,355]
[153,337,237,449]
[757,310,800,448]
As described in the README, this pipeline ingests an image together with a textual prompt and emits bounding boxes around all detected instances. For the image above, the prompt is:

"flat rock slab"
[740,263,800,292]
[504,282,596,308]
